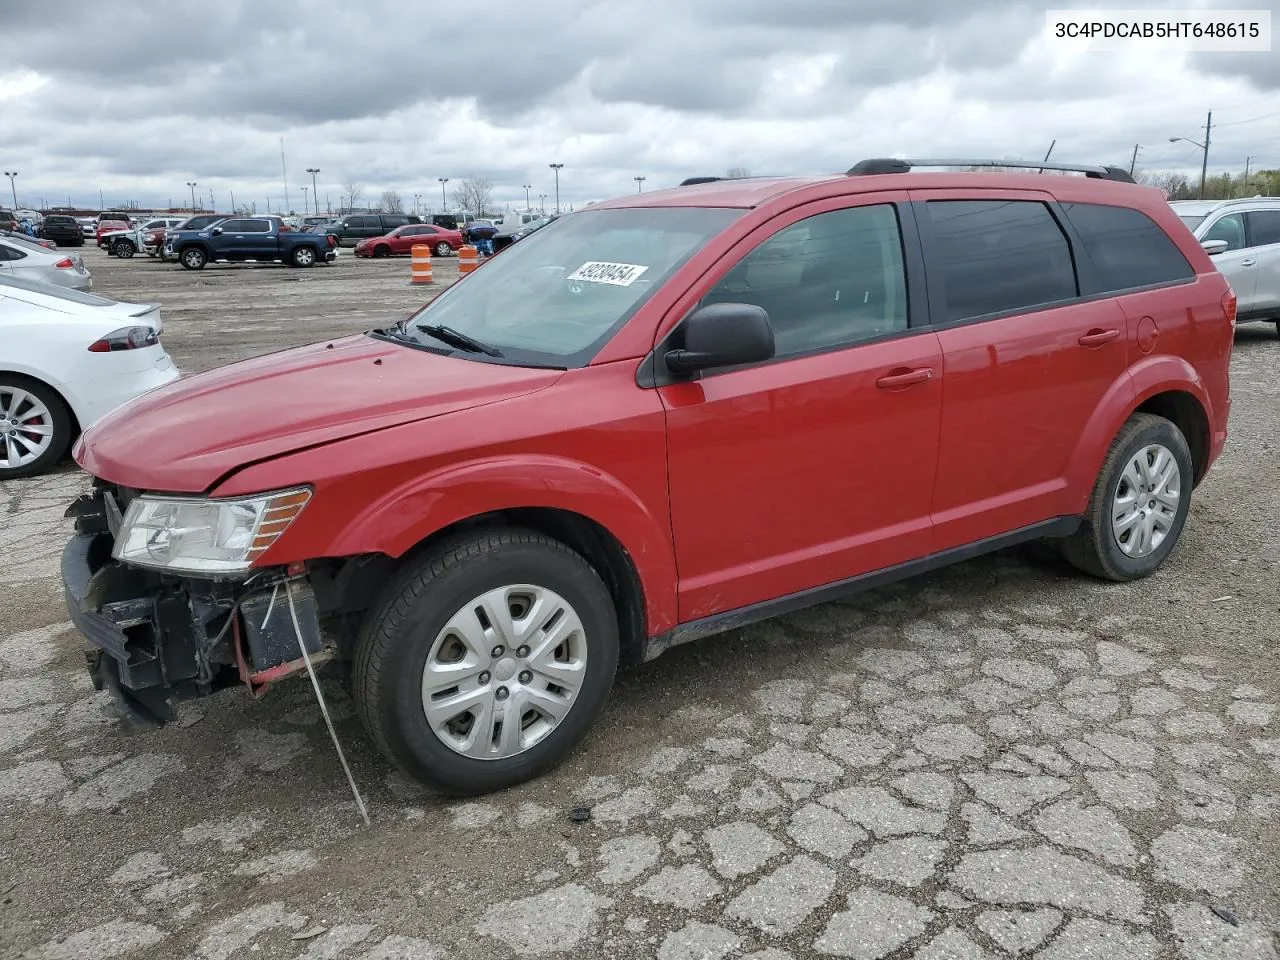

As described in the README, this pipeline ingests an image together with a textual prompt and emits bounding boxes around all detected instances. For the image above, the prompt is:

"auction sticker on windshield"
[566,261,650,286]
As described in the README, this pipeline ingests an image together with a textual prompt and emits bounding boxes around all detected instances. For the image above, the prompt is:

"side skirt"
[643,516,1081,661]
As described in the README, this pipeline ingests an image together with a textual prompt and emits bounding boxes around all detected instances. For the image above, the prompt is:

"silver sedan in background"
[0,234,92,291]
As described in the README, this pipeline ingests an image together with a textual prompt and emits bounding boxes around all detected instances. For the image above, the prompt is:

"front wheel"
[292,245,317,267]
[1061,412,1193,581]
[353,529,620,795]
[113,240,136,258]
[180,246,206,270]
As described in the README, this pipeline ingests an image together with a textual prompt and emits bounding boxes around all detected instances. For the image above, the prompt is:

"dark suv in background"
[324,213,420,246]
[39,214,85,246]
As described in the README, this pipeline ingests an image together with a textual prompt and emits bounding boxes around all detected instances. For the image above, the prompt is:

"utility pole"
[1199,110,1212,200]
[549,163,564,214]
[306,168,320,216]
[1129,144,1141,176]
[326,193,331,215]
[280,137,290,213]
[230,189,236,213]
[99,188,104,210]
[1242,156,1253,196]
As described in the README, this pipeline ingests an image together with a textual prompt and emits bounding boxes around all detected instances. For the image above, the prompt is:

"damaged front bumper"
[62,482,330,730]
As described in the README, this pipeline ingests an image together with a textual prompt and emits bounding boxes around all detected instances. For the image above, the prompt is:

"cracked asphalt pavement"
[2,249,1278,959]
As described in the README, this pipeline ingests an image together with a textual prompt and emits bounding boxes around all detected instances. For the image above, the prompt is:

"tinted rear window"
[925,200,1078,322]
[1061,202,1195,293]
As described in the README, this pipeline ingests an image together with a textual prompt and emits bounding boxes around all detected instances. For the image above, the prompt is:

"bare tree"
[451,177,494,217]
[724,167,751,179]
[343,179,365,212]
[379,189,403,213]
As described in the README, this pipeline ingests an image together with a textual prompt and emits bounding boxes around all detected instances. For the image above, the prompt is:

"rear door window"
[925,200,1078,322]
[1246,210,1280,246]
[1059,202,1194,293]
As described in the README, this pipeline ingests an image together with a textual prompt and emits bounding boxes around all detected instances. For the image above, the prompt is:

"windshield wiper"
[415,323,504,357]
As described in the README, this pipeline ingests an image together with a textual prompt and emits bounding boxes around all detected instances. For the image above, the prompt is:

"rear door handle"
[1078,328,1120,347]
[1240,258,1256,267]
[875,367,934,389]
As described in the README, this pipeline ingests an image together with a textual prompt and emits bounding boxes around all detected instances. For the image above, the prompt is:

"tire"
[292,245,317,268]
[434,242,452,257]
[1060,412,1193,582]
[372,245,390,258]
[113,239,135,258]
[180,246,206,270]
[353,528,620,795]
[0,375,72,480]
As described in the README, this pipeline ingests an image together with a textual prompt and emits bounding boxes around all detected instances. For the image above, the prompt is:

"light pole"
[1170,110,1212,199]
[186,181,198,211]
[301,185,310,215]
[414,192,423,216]
[306,168,320,216]
[522,184,532,210]
[438,177,449,212]
[538,193,547,214]
[548,163,563,214]
[634,175,646,193]
[3,171,16,208]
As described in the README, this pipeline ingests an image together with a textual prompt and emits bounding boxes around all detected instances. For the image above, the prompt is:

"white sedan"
[0,275,180,479]
[0,233,93,291]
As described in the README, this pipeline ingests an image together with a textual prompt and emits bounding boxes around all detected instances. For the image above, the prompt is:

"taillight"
[88,326,160,352]
[1221,288,1237,327]
[54,257,75,269]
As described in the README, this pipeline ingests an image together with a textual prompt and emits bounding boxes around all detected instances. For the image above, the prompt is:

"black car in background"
[323,213,420,246]
[491,215,559,254]
[39,214,86,246]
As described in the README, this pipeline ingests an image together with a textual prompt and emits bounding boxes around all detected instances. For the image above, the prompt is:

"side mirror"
[664,302,775,376]
[1200,239,1229,256]
[210,227,223,236]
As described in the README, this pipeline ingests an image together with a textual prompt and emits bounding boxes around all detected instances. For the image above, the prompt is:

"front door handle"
[1078,328,1120,347]
[1240,258,1256,267]
[875,367,934,389]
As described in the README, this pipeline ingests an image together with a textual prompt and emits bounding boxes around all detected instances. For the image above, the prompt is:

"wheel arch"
[0,368,83,441]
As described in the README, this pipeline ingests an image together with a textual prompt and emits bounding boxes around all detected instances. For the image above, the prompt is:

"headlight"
[112,487,312,575]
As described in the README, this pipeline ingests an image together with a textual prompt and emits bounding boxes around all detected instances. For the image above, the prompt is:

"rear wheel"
[0,376,71,480]
[292,245,317,267]
[353,528,620,795]
[1061,412,1193,581]
[180,246,207,270]
[434,241,452,257]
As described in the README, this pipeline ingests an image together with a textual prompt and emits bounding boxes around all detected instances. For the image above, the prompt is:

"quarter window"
[926,200,1077,322]
[1060,202,1194,292]
[703,204,908,358]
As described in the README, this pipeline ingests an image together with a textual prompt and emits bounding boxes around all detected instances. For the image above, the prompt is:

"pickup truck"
[165,215,338,270]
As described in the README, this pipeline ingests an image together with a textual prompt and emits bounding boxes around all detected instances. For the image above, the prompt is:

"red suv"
[354,223,464,258]
[63,158,1234,795]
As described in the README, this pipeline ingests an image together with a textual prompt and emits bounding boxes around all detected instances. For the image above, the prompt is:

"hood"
[75,334,564,492]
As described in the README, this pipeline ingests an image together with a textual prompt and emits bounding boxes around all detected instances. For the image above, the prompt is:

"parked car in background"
[166,215,338,269]
[491,215,559,254]
[39,214,86,246]
[1,229,57,250]
[58,158,1235,795]
[324,213,420,246]
[1170,196,1280,335]
[0,234,92,291]
[301,216,333,232]
[354,223,464,258]
[96,220,131,246]
[77,218,97,239]
[0,275,178,479]
[103,217,189,258]
[0,211,18,231]
[158,215,229,262]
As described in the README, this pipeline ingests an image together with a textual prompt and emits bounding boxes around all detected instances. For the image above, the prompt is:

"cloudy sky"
[3,0,1277,214]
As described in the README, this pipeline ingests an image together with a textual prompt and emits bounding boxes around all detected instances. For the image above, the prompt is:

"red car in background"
[354,223,463,258]
[95,220,130,246]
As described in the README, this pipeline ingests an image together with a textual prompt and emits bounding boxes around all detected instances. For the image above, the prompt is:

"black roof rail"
[679,177,723,186]
[847,158,1136,183]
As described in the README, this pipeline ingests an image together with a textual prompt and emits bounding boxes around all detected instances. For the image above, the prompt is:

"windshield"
[388,206,741,367]
[1178,214,1206,230]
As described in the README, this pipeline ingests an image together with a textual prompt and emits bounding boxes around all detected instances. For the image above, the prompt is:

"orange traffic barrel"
[409,245,434,285]
[458,244,478,274]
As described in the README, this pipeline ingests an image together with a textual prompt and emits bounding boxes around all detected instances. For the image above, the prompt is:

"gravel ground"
[1,247,1278,960]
